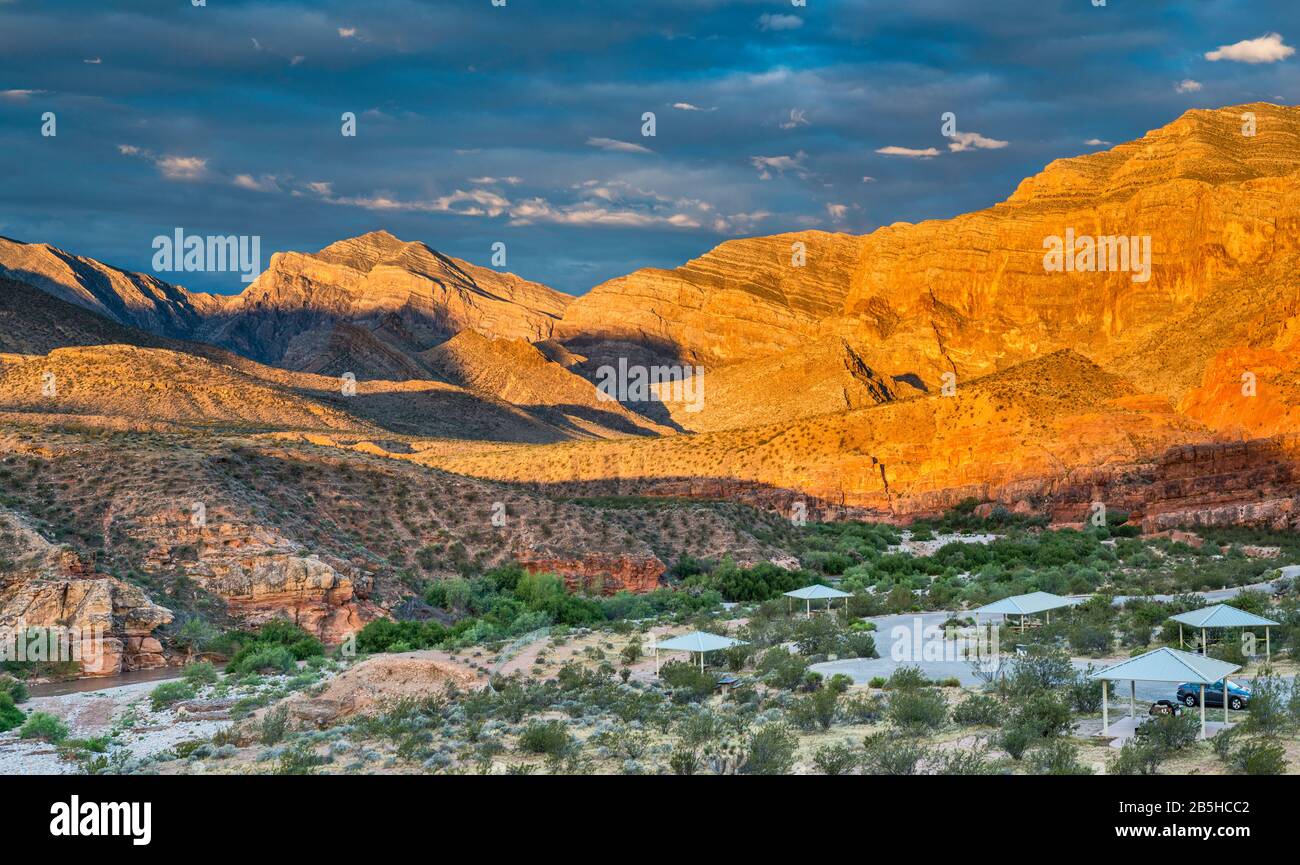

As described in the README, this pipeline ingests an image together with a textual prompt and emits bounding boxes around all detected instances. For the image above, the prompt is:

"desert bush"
[668,747,700,776]
[518,721,572,757]
[742,723,798,775]
[1026,740,1093,775]
[1228,739,1287,775]
[839,692,885,724]
[952,694,1004,727]
[658,662,716,702]
[1134,712,1199,756]
[861,732,929,775]
[227,645,296,676]
[789,687,838,731]
[275,740,329,775]
[0,674,29,703]
[150,680,196,712]
[887,687,948,733]
[181,661,219,686]
[812,742,860,775]
[756,648,809,691]
[998,724,1034,761]
[259,706,290,745]
[1108,740,1163,775]
[19,711,68,743]
[1066,667,1104,713]
[0,692,24,732]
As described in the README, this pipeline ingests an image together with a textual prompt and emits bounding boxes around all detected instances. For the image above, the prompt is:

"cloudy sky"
[1,0,1298,294]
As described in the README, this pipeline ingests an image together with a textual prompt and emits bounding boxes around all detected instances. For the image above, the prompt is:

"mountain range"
[2,102,1297,670]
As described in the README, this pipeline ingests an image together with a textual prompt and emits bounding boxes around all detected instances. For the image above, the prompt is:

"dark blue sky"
[2,0,1298,295]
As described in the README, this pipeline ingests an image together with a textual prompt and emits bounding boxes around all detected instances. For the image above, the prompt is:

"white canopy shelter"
[1169,604,1280,662]
[652,631,748,674]
[972,591,1079,631]
[783,584,852,616]
[1091,647,1242,740]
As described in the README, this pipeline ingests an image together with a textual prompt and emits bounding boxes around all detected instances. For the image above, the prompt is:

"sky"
[2,0,1299,295]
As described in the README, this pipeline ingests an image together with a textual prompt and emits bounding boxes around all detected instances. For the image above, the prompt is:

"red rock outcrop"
[137,511,377,645]
[519,553,665,595]
[0,508,173,676]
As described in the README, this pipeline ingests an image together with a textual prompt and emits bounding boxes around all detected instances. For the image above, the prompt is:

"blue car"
[1176,679,1250,711]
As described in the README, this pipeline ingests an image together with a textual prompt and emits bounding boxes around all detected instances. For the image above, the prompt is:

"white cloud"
[759,13,802,31]
[875,145,940,158]
[84,58,102,65]
[672,102,710,111]
[1175,79,1203,93]
[338,27,357,38]
[947,131,1008,152]
[156,155,208,181]
[826,203,848,221]
[290,55,306,66]
[233,174,279,192]
[586,137,653,154]
[0,89,45,100]
[1084,138,1111,147]
[861,176,876,183]
[1205,32,1294,63]
[306,181,333,195]
[117,144,210,181]
[750,151,808,180]
[469,176,523,186]
[779,108,810,130]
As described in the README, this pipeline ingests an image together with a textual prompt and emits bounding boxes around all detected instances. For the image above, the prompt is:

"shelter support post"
[1200,685,1206,739]
[1130,680,1136,719]
[1102,680,1109,735]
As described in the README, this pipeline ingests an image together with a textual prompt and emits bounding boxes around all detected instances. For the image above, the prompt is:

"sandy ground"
[0,679,223,775]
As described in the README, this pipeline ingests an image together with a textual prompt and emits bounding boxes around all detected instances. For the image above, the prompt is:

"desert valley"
[1,103,1299,779]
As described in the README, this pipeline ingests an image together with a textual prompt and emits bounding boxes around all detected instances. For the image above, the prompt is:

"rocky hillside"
[199,231,572,378]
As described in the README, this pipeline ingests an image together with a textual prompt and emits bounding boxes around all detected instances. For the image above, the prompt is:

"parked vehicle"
[1176,679,1250,710]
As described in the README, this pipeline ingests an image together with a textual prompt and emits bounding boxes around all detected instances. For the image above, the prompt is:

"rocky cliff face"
[135,508,378,646]
[0,236,222,338]
[201,231,572,378]
[0,508,173,676]
[555,230,863,368]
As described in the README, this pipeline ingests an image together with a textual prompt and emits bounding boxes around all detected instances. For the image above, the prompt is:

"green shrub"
[0,692,24,732]
[181,661,219,686]
[862,732,929,775]
[658,662,716,702]
[1026,740,1094,775]
[1066,668,1104,713]
[1108,740,1163,775]
[276,741,329,775]
[259,706,290,745]
[812,742,860,775]
[998,724,1034,761]
[887,687,948,733]
[1134,712,1199,756]
[150,680,196,712]
[0,674,29,704]
[518,721,572,757]
[19,711,68,743]
[789,688,838,731]
[952,694,1004,727]
[742,723,798,775]
[228,645,296,676]
[1229,739,1287,775]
